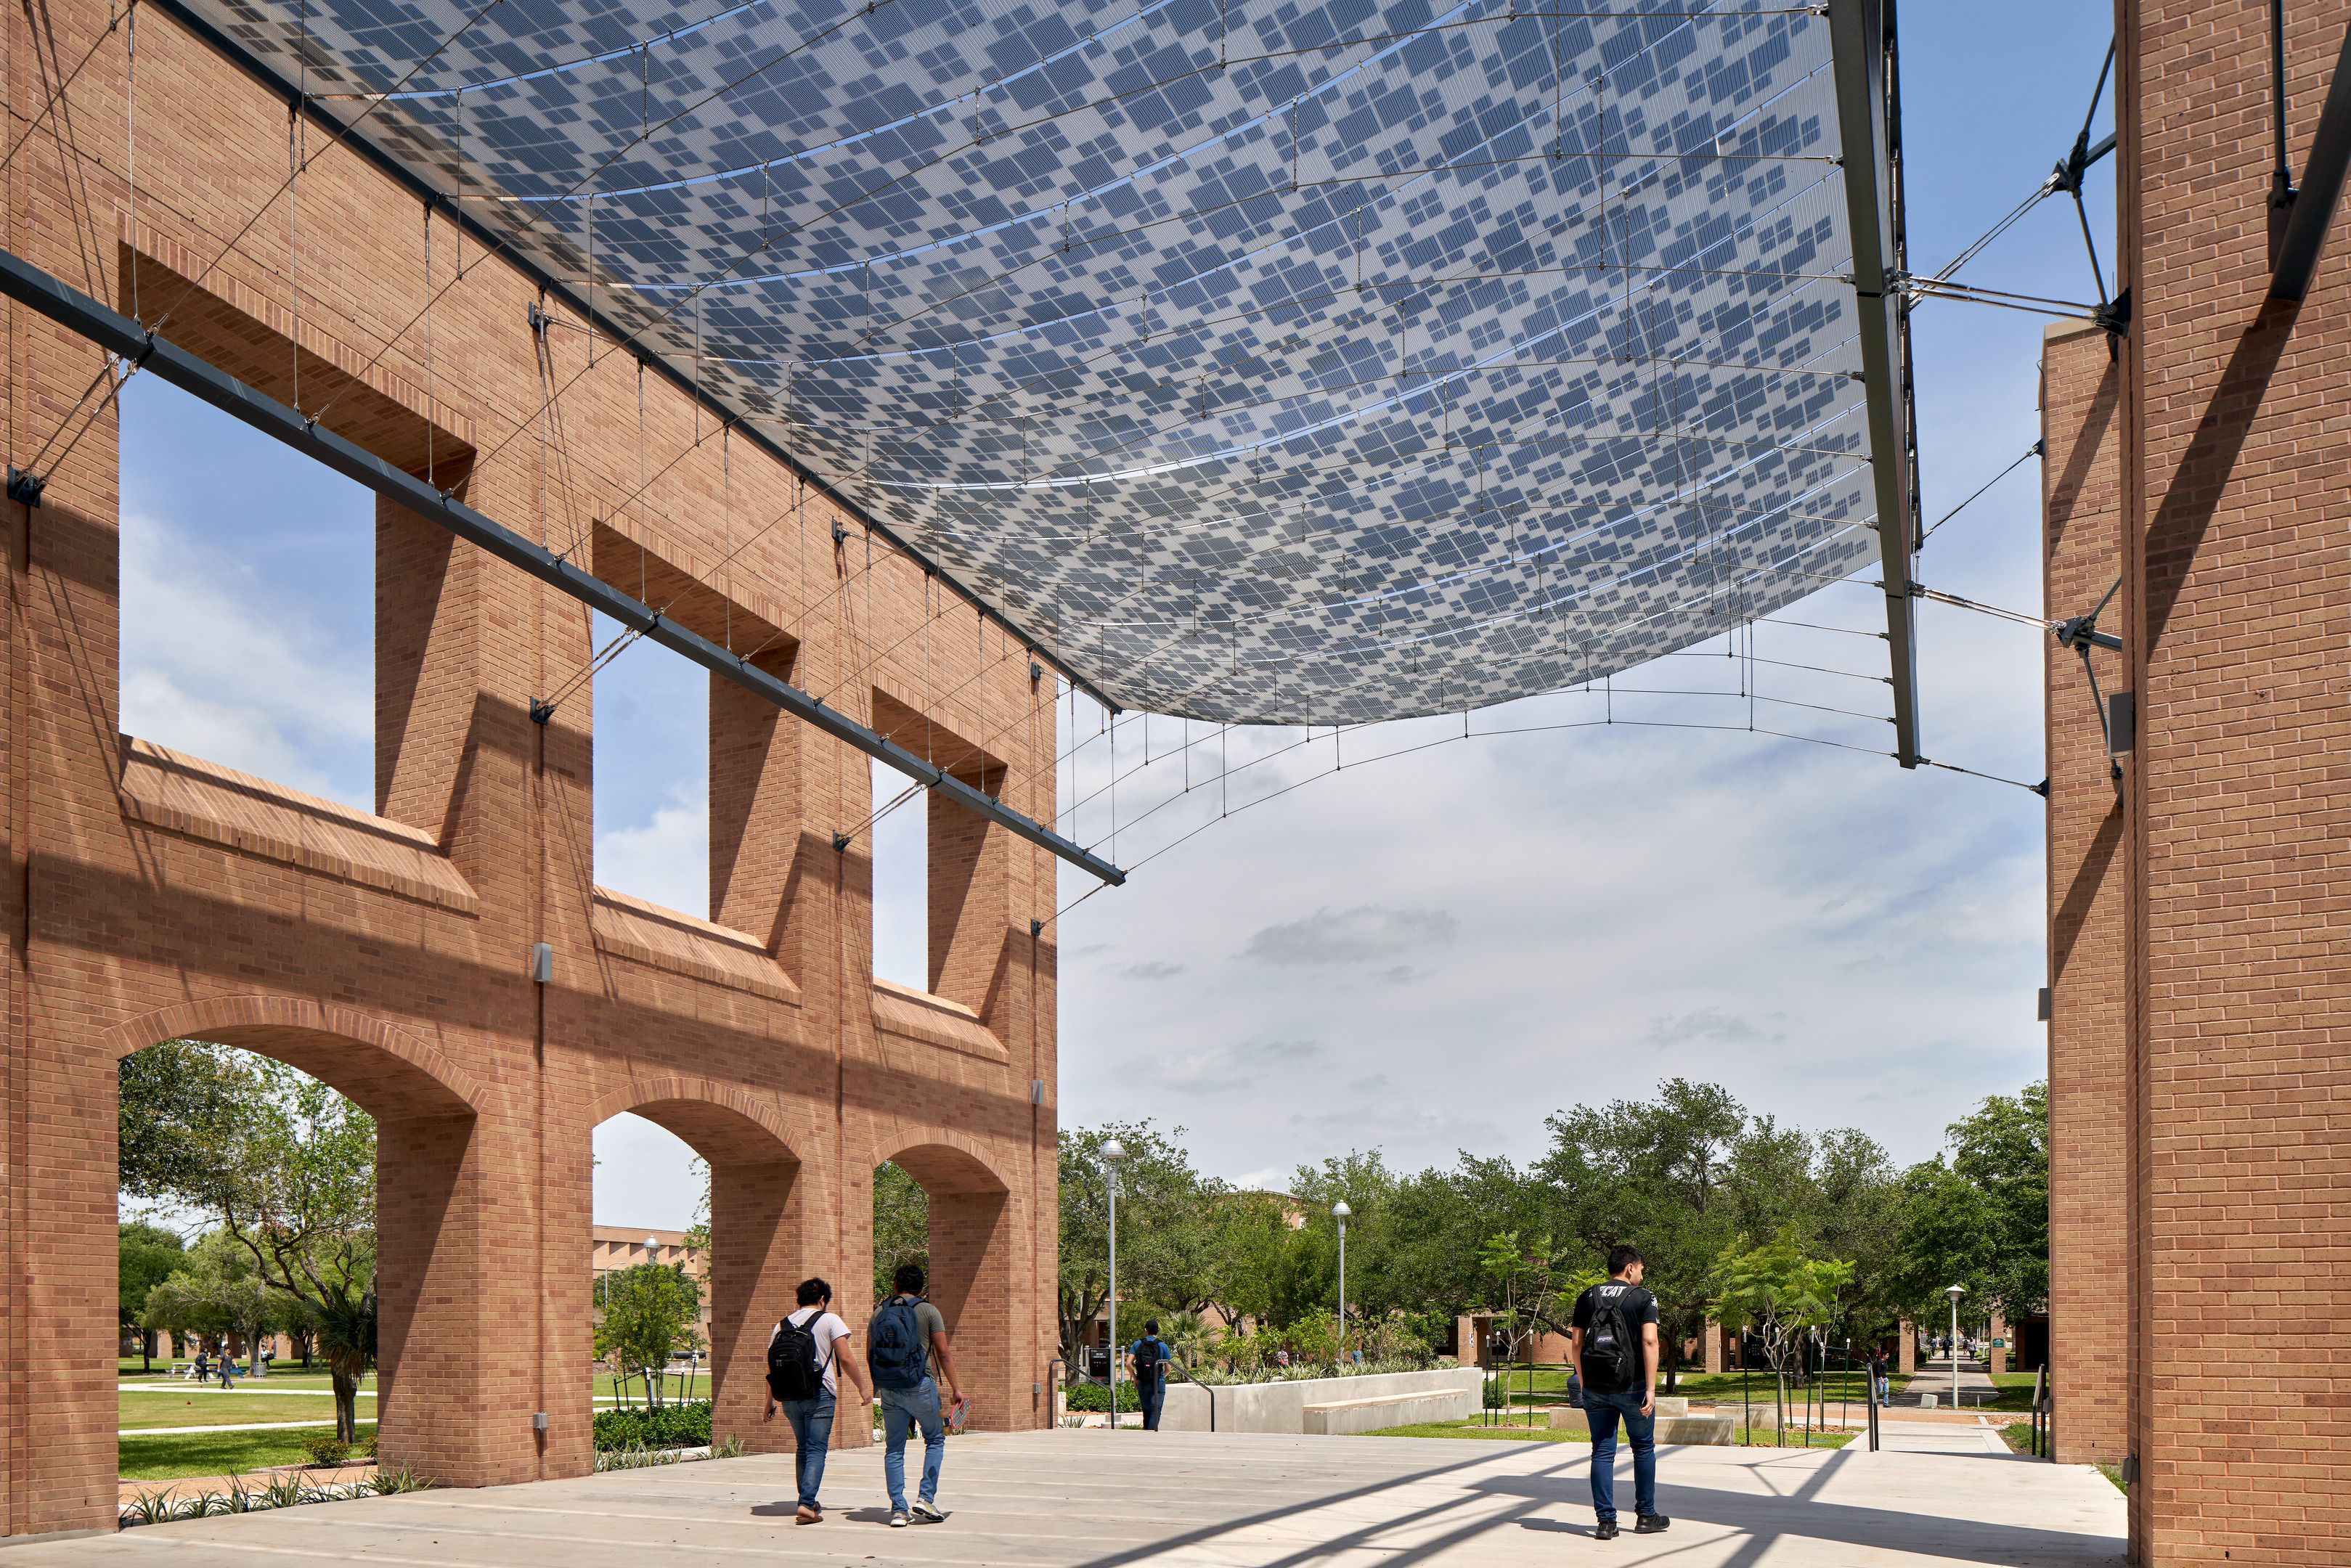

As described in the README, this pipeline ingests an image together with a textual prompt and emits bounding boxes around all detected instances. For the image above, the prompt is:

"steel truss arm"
[2272,22,2351,301]
[1828,0,1922,769]
[0,243,1125,887]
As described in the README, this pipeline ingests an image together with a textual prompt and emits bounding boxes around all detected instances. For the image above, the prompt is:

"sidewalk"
[37,1426,2124,1568]
[1898,1357,2000,1408]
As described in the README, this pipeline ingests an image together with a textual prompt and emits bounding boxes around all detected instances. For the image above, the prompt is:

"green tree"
[595,1262,704,1409]
[1197,1189,1292,1332]
[198,1062,380,1441]
[119,1222,184,1371]
[118,1042,248,1204]
[142,1231,272,1375]
[1709,1230,1854,1442]
[873,1161,931,1302]
[1888,1082,2049,1328]
[1056,1122,1214,1360]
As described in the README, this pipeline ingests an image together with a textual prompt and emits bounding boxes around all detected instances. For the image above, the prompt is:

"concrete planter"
[1155,1368,1485,1434]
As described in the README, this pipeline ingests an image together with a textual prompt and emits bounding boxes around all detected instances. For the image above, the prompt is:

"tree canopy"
[1054,1077,2048,1376]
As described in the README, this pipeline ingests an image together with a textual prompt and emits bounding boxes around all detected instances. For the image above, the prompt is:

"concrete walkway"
[39,1427,2119,1567]
[1901,1358,1999,1409]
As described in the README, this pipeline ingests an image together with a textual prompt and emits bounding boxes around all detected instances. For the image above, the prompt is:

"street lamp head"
[1102,1139,1125,1163]
[1333,1201,1352,1220]
[1944,1284,1965,1301]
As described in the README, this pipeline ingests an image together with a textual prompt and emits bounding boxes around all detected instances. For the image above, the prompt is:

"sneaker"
[910,1500,945,1523]
[1634,1514,1671,1535]
[1594,1520,1618,1540]
[888,1511,909,1529]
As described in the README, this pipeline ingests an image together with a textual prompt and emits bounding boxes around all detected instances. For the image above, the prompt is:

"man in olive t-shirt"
[871,1262,963,1527]
[1568,1244,1669,1540]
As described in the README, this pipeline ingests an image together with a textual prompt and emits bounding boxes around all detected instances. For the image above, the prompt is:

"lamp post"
[1104,1139,1125,1431]
[1944,1284,1965,1409]
[1332,1201,1351,1360]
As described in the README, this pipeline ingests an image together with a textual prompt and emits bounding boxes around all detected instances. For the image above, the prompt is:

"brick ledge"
[117,737,478,913]
[590,886,801,1003]
[872,976,1008,1061]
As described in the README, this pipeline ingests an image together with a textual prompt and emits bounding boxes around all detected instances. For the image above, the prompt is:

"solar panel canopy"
[196,0,1883,724]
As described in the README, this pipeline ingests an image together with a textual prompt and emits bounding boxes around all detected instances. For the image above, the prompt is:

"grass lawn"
[120,1391,376,1430]
[118,1427,354,1481]
[121,1369,377,1392]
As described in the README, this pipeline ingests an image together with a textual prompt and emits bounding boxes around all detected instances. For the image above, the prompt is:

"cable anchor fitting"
[7,467,45,508]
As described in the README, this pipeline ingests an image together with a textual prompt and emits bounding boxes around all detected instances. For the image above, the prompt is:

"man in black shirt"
[1569,1245,1669,1540]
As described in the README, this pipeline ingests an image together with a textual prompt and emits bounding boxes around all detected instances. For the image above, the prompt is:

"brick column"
[707,1160,803,1455]
[1703,1320,1724,1374]
[1896,1324,1915,1376]
[2119,4,2351,1558]
[2041,321,2131,1469]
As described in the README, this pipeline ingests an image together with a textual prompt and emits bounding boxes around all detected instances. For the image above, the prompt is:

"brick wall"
[1,0,1063,1535]
[2041,321,2131,1469]
[2094,4,2351,1561]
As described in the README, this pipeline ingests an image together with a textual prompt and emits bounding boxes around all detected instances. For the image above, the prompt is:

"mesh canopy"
[199,0,1878,724]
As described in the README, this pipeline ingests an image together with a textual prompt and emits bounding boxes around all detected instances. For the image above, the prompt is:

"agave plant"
[262,1472,309,1509]
[709,1434,745,1459]
[121,1485,183,1527]
[370,1464,435,1495]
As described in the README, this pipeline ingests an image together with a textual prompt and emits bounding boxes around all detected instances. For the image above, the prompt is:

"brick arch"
[587,1076,800,1167]
[104,995,486,1122]
[876,1132,1009,1196]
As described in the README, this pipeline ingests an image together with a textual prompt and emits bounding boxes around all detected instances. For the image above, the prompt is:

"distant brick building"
[0,0,1063,1536]
[2042,5,2351,1562]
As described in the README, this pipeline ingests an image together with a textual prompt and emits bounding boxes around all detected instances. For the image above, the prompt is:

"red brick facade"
[2046,4,2351,1561]
[4,1,1060,1538]
[2042,321,2130,1471]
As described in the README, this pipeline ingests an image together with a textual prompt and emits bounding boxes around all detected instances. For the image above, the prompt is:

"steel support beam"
[0,244,1125,887]
[2271,23,2351,301]
[1828,0,1923,768]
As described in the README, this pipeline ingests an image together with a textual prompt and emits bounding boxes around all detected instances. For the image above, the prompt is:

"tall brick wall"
[2037,4,2351,1562]
[2041,321,2131,1469]
[2,0,1064,1537]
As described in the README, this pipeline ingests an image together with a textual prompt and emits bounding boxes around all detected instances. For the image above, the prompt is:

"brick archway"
[877,1138,1017,1428]
[109,997,490,1485]
[588,1079,805,1457]
[106,995,487,1119]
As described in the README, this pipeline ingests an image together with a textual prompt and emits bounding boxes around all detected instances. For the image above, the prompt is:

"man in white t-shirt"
[763,1278,871,1523]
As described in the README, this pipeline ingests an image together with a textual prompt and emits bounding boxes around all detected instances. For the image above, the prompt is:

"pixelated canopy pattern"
[197,0,1878,724]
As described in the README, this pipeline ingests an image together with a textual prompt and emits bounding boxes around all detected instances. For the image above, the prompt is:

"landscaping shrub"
[1061,1381,1138,1412]
[594,1400,712,1452]
[299,1433,352,1467]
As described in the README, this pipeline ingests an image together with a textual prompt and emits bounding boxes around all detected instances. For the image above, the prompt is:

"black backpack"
[766,1310,829,1402]
[1580,1289,1639,1393]
[1133,1338,1162,1389]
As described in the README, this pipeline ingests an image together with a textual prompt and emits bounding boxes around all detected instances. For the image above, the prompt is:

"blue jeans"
[879,1378,944,1510]
[1138,1379,1164,1430]
[1583,1388,1656,1523]
[780,1393,835,1509]
[1874,1373,1890,1406]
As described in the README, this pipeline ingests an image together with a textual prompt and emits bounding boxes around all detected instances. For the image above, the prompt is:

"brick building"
[2042,4,2351,1563]
[0,0,1068,1538]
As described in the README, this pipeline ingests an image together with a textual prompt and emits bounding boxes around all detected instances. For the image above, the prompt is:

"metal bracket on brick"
[7,466,44,507]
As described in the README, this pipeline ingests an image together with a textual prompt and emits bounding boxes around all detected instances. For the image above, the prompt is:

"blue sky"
[118,1,2114,1229]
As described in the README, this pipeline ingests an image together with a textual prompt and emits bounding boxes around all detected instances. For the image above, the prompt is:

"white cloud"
[1122,961,1186,979]
[594,782,710,918]
[1239,905,1459,965]
[119,508,371,807]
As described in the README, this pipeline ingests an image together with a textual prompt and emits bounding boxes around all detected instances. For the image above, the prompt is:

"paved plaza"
[50,1429,2119,1568]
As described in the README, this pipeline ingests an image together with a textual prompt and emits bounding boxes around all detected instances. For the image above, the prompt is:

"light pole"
[1944,1284,1965,1409]
[1104,1140,1125,1430]
[1332,1201,1351,1360]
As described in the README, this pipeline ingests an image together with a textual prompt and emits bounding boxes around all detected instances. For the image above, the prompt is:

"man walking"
[1125,1320,1170,1430]
[1868,1346,1891,1407]
[1570,1245,1668,1541]
[763,1277,871,1524]
[869,1263,965,1528]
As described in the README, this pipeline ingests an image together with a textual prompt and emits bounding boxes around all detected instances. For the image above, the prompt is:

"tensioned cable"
[1918,440,2043,547]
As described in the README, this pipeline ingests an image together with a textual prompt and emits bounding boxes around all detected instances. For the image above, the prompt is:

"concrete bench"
[1301,1389,1469,1436]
